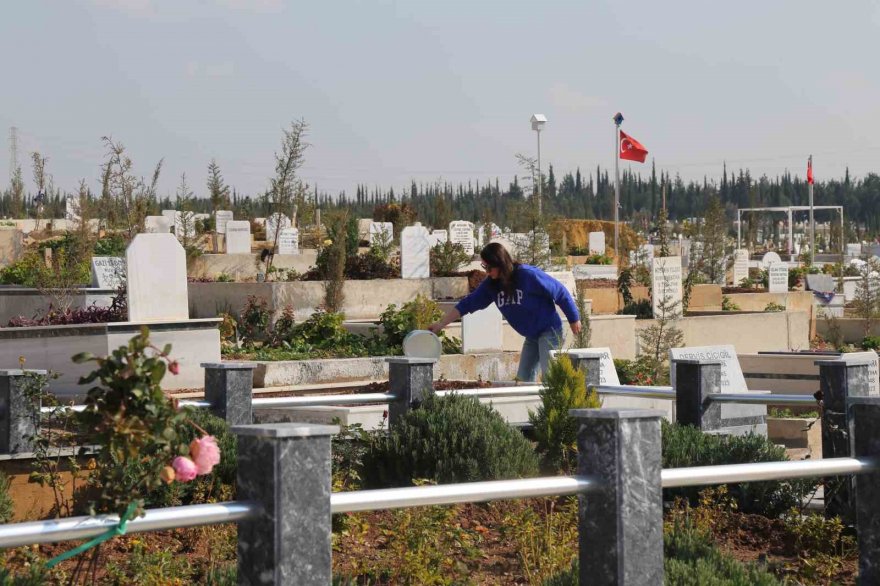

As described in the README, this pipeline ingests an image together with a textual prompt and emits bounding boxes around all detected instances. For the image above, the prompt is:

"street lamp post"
[530,114,547,217]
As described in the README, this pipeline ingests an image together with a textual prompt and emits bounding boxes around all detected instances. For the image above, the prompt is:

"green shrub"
[379,295,460,354]
[430,241,471,276]
[93,233,127,257]
[661,421,815,517]
[764,302,785,312]
[239,295,270,343]
[367,393,539,486]
[721,296,740,311]
[862,335,880,350]
[618,298,653,319]
[530,355,601,473]
[0,471,13,523]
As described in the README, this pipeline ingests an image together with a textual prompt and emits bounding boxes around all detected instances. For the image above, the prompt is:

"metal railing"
[0,456,871,549]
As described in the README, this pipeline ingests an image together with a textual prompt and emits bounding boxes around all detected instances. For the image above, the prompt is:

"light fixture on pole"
[612,112,624,264]
[530,114,547,216]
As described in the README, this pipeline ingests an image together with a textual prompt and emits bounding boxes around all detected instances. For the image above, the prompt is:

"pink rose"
[189,435,221,476]
[172,456,198,482]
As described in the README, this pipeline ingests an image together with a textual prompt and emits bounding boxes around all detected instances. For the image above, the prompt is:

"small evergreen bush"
[367,393,539,486]
[662,421,815,517]
[0,471,14,523]
[529,355,601,473]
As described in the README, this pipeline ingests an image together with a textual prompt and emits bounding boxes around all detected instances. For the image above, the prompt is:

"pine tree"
[206,159,230,252]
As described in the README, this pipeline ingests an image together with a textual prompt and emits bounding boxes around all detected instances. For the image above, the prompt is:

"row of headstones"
[142,211,301,256]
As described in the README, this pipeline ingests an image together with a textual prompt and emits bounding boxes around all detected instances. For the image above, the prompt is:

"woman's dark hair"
[480,243,518,297]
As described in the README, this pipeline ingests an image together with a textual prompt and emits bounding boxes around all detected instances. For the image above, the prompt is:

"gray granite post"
[848,397,880,582]
[565,351,602,387]
[386,357,436,427]
[0,369,47,454]
[201,362,256,426]
[571,408,665,585]
[232,422,338,585]
[816,358,875,522]
[674,359,722,432]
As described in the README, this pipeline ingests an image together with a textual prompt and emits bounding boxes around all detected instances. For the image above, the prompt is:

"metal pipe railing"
[251,392,397,408]
[330,476,595,513]
[595,385,677,400]
[708,393,818,406]
[661,457,875,488]
[436,385,544,399]
[0,501,259,549]
[0,457,874,548]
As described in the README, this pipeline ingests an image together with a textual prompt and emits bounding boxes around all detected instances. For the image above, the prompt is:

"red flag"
[619,130,648,163]
[807,156,813,185]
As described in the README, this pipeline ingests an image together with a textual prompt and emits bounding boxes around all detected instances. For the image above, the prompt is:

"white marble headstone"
[277,228,300,255]
[400,223,431,279]
[651,256,683,318]
[225,220,252,254]
[65,195,80,223]
[461,304,503,354]
[90,257,126,289]
[732,249,749,286]
[145,216,172,234]
[670,344,747,393]
[477,223,502,246]
[265,214,292,243]
[768,263,788,293]
[847,243,862,257]
[126,233,188,322]
[449,221,475,256]
[761,251,782,269]
[588,232,606,255]
[215,210,233,235]
[368,222,393,245]
[430,230,448,246]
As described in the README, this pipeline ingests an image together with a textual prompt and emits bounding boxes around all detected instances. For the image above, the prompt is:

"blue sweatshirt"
[455,264,580,339]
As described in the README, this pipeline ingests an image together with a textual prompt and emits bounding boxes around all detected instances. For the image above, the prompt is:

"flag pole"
[808,155,815,264]
[613,113,623,267]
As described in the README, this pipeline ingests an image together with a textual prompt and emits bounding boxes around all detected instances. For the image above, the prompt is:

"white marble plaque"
[400,224,431,279]
[449,221,475,256]
[588,231,605,255]
[761,251,782,269]
[847,243,862,257]
[225,220,252,254]
[768,262,788,293]
[277,228,299,255]
[215,210,233,235]
[732,249,749,286]
[670,344,747,393]
[126,233,188,322]
[90,257,126,289]
[368,222,393,245]
[651,256,683,318]
[265,214,291,243]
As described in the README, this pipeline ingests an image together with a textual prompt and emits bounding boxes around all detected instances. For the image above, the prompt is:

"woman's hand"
[570,321,582,335]
[428,322,444,334]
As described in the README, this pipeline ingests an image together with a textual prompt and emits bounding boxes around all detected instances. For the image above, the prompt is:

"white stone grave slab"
[732,249,749,286]
[768,262,788,293]
[368,222,393,245]
[90,257,126,289]
[761,251,782,269]
[215,210,233,234]
[161,209,177,225]
[651,256,683,318]
[461,304,503,354]
[588,231,605,255]
[145,216,172,234]
[265,214,292,243]
[572,264,618,280]
[449,221,475,256]
[430,230,448,246]
[126,233,188,322]
[400,223,431,279]
[225,220,252,254]
[277,228,300,255]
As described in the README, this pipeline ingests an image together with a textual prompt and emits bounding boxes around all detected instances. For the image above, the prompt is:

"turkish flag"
[619,130,648,163]
[807,157,814,185]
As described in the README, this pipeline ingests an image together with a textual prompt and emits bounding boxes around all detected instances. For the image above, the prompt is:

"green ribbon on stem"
[45,501,139,569]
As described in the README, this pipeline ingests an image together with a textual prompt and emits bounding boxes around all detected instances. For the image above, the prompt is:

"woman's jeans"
[516,327,563,382]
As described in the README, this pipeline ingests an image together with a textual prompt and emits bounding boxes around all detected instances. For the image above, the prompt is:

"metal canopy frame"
[736,205,844,255]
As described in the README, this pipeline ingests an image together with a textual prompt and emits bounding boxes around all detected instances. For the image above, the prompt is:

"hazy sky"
[2,0,880,200]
